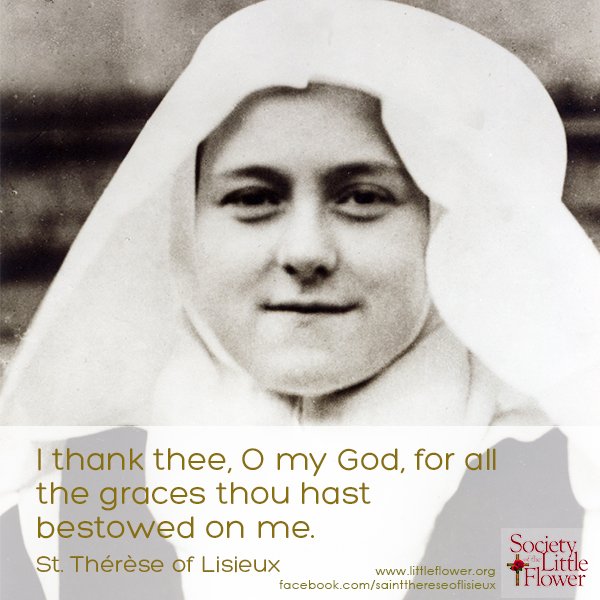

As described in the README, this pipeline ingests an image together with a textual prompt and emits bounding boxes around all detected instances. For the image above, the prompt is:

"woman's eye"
[220,188,283,222]
[333,186,398,220]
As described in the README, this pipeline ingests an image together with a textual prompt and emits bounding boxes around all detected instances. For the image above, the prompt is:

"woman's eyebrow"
[218,165,289,188]
[324,161,407,184]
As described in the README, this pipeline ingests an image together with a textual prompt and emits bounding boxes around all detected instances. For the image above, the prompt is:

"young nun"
[1,1,599,598]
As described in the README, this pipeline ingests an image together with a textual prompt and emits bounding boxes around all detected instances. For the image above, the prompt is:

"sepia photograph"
[1,0,599,426]
[1,0,599,598]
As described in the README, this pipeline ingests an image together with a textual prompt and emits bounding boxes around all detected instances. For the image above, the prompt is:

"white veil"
[1,1,600,595]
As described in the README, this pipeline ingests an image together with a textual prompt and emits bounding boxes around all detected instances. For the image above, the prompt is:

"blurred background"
[1,0,599,372]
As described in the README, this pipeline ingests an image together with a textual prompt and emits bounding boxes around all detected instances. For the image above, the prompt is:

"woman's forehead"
[199,83,401,177]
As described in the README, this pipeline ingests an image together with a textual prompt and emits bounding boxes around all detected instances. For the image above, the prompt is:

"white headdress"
[1,3,599,595]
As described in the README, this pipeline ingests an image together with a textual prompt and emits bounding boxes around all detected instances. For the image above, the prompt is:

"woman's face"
[195,85,429,396]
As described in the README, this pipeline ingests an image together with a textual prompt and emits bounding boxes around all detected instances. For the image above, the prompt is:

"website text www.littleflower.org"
[278,565,497,592]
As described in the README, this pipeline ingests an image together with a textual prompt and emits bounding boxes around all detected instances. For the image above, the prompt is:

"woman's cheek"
[342,228,424,285]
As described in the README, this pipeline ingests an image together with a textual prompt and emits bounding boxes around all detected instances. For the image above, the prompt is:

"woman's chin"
[266,377,356,398]
[245,352,378,398]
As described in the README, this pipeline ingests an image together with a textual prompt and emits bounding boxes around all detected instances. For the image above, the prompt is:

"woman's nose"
[275,201,338,282]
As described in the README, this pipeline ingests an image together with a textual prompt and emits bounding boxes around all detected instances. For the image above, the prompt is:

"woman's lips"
[261,301,360,314]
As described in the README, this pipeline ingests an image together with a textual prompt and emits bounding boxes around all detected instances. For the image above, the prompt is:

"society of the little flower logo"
[503,530,588,593]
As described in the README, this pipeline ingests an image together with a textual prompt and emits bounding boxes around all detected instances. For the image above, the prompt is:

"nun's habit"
[1,0,600,598]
